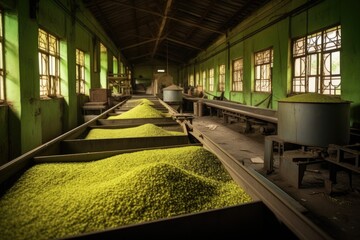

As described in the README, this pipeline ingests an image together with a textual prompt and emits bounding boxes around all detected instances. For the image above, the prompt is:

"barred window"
[113,56,118,74]
[218,64,225,91]
[232,58,243,91]
[209,68,214,91]
[195,72,199,87]
[76,49,86,94]
[292,25,341,95]
[0,10,4,102]
[38,29,60,97]
[189,74,194,86]
[254,48,273,93]
[202,70,206,91]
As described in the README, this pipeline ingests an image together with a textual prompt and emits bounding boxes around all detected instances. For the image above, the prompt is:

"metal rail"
[187,122,332,240]
[201,99,278,124]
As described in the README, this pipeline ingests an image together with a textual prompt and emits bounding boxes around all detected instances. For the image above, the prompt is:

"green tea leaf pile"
[125,98,155,106]
[85,123,185,139]
[107,102,167,119]
[0,146,251,240]
[280,93,347,103]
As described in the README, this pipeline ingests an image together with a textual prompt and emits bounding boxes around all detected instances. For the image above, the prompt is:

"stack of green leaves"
[0,146,252,240]
[125,98,155,106]
[85,123,185,139]
[108,103,167,119]
[280,93,347,103]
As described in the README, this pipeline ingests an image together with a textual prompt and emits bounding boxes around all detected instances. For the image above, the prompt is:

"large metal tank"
[163,84,183,102]
[277,93,351,147]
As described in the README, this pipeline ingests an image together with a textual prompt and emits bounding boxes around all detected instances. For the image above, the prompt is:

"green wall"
[180,0,360,125]
[0,0,128,162]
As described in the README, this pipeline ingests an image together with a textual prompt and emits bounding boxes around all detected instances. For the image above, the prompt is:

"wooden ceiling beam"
[121,38,157,50]
[151,0,173,58]
[110,0,224,34]
[166,37,203,51]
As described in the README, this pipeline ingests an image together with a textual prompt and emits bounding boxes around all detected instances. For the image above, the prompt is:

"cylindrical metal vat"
[163,84,183,102]
[278,94,350,147]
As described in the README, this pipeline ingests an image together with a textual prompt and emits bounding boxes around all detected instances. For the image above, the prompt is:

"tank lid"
[163,84,183,91]
[278,93,350,103]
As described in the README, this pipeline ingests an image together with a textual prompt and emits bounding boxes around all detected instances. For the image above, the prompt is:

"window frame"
[202,70,206,91]
[189,74,194,87]
[38,28,61,98]
[232,58,243,92]
[76,49,86,95]
[291,25,341,95]
[254,48,273,93]
[218,64,225,92]
[208,68,214,92]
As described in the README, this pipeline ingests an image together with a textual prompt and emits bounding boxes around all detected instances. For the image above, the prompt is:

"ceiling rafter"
[109,0,224,35]
[82,0,272,65]
[151,0,173,58]
[122,38,157,50]
[166,37,203,51]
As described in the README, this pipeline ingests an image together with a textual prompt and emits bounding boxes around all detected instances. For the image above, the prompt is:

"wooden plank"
[34,143,203,163]
[97,117,175,125]
[61,135,190,154]
[89,122,182,130]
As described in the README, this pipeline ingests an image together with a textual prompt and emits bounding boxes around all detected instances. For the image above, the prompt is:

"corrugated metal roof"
[82,0,271,65]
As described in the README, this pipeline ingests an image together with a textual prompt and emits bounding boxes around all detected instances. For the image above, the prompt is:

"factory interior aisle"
[191,114,360,240]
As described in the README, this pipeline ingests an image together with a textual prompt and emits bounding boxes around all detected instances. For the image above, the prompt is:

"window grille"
[202,71,206,91]
[232,58,243,91]
[218,64,225,92]
[113,56,118,74]
[38,29,60,97]
[254,48,273,93]
[195,72,199,87]
[209,68,214,91]
[292,25,341,95]
[189,74,194,87]
[76,49,86,94]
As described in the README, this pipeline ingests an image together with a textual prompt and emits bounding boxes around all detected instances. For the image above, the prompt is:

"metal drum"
[277,94,351,147]
[163,84,183,103]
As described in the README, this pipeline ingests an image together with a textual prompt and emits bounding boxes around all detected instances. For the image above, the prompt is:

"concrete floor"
[191,115,360,240]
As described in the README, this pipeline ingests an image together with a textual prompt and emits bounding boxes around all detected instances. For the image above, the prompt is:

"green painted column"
[17,0,42,154]
[341,0,360,126]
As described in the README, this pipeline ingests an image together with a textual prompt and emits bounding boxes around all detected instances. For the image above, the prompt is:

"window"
[254,48,273,93]
[202,70,206,91]
[189,74,194,87]
[0,10,4,102]
[209,68,214,91]
[38,29,60,97]
[76,49,85,94]
[195,72,199,87]
[292,25,341,95]
[232,58,243,91]
[218,64,225,91]
[113,56,118,74]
